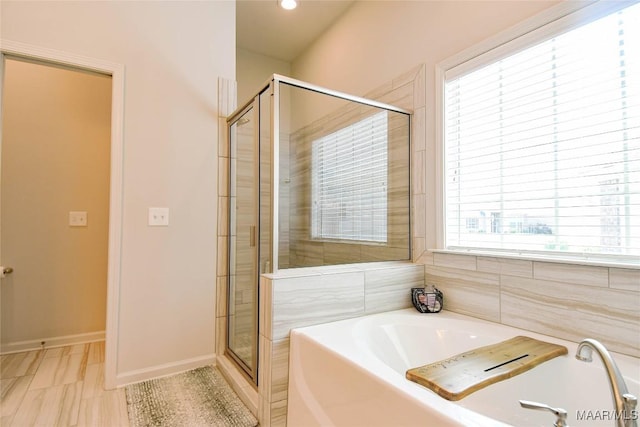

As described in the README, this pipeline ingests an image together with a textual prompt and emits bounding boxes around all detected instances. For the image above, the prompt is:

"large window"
[441,2,639,261]
[311,111,388,243]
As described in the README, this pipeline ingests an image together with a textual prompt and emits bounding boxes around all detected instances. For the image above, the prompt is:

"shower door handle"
[249,226,256,247]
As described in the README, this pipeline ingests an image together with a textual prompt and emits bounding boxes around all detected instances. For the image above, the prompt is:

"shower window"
[311,111,388,243]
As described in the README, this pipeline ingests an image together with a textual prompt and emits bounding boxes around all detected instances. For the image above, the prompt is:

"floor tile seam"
[1,373,35,424]
[34,349,46,373]
[29,354,77,391]
[0,349,42,380]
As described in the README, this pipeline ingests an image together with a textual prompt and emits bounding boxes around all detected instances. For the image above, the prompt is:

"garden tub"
[287,309,639,426]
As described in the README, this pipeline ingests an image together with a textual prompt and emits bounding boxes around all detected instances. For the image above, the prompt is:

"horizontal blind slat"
[312,111,389,243]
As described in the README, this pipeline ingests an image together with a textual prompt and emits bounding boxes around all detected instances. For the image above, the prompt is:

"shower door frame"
[226,97,260,383]
[269,74,413,272]
[225,75,413,384]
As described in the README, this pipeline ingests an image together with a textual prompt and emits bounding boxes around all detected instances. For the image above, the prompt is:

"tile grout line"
[3,348,44,425]
[4,342,128,426]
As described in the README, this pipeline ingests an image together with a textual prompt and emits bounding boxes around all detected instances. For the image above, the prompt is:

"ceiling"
[236,0,355,62]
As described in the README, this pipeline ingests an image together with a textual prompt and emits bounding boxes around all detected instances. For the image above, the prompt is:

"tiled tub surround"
[259,261,426,426]
[423,251,640,358]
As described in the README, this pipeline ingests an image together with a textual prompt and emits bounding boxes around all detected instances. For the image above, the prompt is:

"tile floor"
[0,342,130,426]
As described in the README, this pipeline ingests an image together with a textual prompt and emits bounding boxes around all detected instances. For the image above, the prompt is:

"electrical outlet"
[148,207,169,226]
[69,211,88,227]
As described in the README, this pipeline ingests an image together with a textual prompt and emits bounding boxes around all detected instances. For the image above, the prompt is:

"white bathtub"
[287,309,640,427]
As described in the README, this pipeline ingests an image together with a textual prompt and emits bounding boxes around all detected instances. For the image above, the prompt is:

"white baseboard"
[116,354,217,387]
[0,331,106,355]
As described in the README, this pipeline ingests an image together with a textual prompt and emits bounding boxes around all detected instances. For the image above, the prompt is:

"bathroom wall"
[290,0,639,357]
[291,1,560,130]
[236,48,290,108]
[2,1,235,385]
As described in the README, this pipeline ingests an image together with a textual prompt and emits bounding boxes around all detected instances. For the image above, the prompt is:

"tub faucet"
[575,338,638,427]
[519,400,568,427]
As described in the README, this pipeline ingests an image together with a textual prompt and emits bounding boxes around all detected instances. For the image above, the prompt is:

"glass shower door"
[228,103,258,381]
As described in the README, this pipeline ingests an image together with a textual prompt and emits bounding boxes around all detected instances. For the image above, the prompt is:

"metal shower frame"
[225,74,412,383]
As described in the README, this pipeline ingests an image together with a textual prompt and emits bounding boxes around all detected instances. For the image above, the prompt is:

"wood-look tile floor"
[0,342,130,426]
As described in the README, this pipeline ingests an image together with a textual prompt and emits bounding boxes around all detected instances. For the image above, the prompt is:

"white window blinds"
[444,2,640,259]
[312,111,388,243]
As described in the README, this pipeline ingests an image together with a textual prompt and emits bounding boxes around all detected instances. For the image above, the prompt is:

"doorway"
[0,41,125,389]
[1,57,111,354]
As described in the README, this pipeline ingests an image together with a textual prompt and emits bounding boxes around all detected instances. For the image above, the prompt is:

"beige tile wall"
[278,133,291,269]
[258,261,425,426]
[256,66,428,427]
[423,252,640,358]
[216,76,234,360]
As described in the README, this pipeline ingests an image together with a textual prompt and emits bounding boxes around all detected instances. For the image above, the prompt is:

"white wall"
[292,1,559,94]
[1,1,235,384]
[237,48,290,108]
[291,0,559,250]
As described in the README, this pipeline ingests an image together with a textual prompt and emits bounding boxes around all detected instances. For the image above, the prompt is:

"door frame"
[226,99,260,384]
[0,39,124,390]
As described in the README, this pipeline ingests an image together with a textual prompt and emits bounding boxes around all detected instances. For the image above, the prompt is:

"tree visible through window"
[443,2,640,259]
[312,111,388,243]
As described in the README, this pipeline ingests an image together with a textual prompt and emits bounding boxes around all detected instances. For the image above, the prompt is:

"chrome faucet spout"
[575,339,637,427]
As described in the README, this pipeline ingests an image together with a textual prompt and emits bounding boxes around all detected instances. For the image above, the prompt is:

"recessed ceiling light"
[280,0,297,10]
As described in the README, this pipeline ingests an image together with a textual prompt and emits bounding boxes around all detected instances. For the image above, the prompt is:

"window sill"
[429,248,640,270]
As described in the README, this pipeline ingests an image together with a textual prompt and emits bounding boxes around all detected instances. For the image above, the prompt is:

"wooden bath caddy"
[406,335,568,401]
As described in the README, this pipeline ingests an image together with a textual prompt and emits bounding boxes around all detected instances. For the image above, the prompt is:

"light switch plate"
[69,211,88,227]
[148,207,169,226]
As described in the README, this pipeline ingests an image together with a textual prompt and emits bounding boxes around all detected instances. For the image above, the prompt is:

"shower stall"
[226,75,412,383]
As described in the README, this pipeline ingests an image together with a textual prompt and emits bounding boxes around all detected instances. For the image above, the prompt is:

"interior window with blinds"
[443,2,639,260]
[312,111,388,243]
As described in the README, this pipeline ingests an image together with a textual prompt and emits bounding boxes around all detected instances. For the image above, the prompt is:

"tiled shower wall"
[217,67,428,426]
[257,66,428,427]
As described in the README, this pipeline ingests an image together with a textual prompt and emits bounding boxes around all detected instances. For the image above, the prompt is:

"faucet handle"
[624,393,638,409]
[519,400,569,427]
